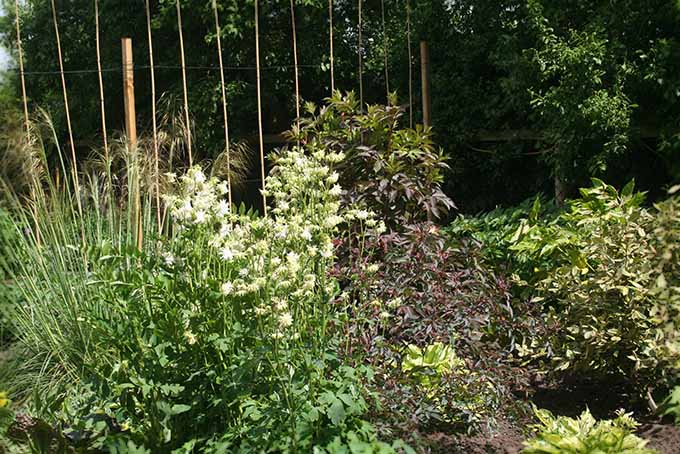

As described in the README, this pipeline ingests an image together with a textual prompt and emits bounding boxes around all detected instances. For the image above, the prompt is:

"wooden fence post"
[121,37,137,147]
[420,40,431,128]
[121,37,142,250]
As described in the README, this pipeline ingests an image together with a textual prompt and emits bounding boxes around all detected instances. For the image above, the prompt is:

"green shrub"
[507,180,677,385]
[522,407,655,454]
[292,91,455,223]
[648,189,680,364]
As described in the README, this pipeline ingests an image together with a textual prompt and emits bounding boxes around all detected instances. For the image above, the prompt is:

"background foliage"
[1,0,680,210]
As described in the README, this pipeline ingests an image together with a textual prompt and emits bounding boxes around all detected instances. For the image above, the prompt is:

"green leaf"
[327,398,346,425]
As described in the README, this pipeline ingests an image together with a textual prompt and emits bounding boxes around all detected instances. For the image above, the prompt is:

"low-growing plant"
[522,407,656,454]
[402,343,465,390]
[446,195,558,281]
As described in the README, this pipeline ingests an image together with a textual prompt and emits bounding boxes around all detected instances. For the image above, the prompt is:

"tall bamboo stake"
[94,0,108,158]
[290,0,300,136]
[212,0,232,207]
[14,0,28,134]
[381,0,389,100]
[50,0,82,216]
[176,0,193,166]
[358,0,363,111]
[420,40,431,128]
[145,0,161,232]
[15,0,40,246]
[255,0,267,216]
[328,0,335,93]
[406,0,413,128]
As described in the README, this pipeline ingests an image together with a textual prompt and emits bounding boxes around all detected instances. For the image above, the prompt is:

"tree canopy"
[1,0,679,211]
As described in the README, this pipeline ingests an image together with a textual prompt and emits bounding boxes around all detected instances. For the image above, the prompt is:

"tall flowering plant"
[41,146,398,452]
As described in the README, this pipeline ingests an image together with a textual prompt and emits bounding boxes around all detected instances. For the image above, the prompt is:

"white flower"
[366,263,380,273]
[194,210,208,224]
[220,247,235,261]
[387,297,403,309]
[184,331,198,345]
[375,221,387,234]
[273,298,288,311]
[379,311,391,320]
[164,172,177,182]
[301,228,312,241]
[287,251,300,265]
[329,184,342,197]
[324,215,344,229]
[320,243,334,259]
[217,200,230,217]
[217,181,229,195]
[302,274,316,290]
[356,209,369,220]
[163,252,175,266]
[193,169,206,184]
[239,268,249,278]
[255,305,268,316]
[221,281,234,296]
[278,200,290,211]
[276,226,288,239]
[326,172,339,184]
[278,312,293,329]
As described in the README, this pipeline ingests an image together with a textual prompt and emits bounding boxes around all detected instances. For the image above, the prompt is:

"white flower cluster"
[164,167,230,228]
[165,146,383,342]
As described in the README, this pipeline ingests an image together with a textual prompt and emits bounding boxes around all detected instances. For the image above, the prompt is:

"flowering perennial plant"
[22,146,400,452]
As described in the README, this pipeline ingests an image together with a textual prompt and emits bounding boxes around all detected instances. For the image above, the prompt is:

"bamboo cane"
[50,0,82,216]
[14,0,28,134]
[381,0,390,100]
[358,0,363,111]
[290,0,300,139]
[407,0,413,128]
[145,0,161,232]
[176,0,193,166]
[94,0,108,158]
[329,0,335,94]
[212,0,233,207]
[255,0,267,216]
